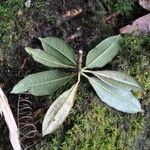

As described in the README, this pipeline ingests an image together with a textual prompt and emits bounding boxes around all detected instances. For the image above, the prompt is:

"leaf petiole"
[77,50,83,83]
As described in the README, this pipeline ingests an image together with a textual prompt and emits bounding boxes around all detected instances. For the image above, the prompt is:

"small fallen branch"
[0,88,21,150]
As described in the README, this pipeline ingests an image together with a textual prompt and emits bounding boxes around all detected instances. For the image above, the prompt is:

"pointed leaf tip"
[91,70,143,91]
[85,35,122,69]
[39,37,77,66]
[42,82,78,136]
[11,70,75,96]
[87,76,142,113]
[25,47,75,68]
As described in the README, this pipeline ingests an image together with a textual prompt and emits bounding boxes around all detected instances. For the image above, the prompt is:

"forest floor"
[0,0,150,150]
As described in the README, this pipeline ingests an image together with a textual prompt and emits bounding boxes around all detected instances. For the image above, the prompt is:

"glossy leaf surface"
[42,83,78,136]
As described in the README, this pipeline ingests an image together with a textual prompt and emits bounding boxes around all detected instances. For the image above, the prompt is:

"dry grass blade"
[0,88,21,150]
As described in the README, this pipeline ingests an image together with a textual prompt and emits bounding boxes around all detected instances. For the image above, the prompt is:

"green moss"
[61,103,143,150]
[36,83,144,150]
[0,0,149,149]
[36,98,144,150]
[115,0,135,15]
[113,35,150,92]
[36,35,149,149]
[97,0,136,15]
[0,0,24,36]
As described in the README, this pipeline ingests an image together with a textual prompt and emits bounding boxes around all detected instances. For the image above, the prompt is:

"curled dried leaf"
[63,7,82,18]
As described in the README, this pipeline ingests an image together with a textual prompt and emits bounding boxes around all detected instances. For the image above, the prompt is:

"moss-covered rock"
[0,0,149,150]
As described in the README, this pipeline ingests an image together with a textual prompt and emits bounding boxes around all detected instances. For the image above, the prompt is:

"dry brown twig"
[0,88,21,150]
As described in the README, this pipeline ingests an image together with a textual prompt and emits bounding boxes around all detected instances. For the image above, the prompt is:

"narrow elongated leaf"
[0,88,21,150]
[11,70,75,96]
[87,76,142,113]
[42,82,78,136]
[39,37,77,66]
[85,35,121,69]
[91,71,142,91]
[25,47,75,68]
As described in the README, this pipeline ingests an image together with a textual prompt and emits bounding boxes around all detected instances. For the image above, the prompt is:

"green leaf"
[25,47,75,68]
[90,70,143,91]
[85,75,142,113]
[39,37,77,66]
[42,82,78,136]
[11,70,75,96]
[85,35,121,69]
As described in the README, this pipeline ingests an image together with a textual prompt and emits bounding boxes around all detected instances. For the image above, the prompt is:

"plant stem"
[82,69,93,73]
[81,72,90,79]
[77,50,83,82]
[78,50,83,72]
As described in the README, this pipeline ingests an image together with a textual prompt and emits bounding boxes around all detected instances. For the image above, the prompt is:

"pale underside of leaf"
[0,88,21,150]
[39,37,77,66]
[86,76,142,113]
[42,82,78,136]
[85,35,121,69]
[91,71,142,91]
[25,47,75,68]
[11,70,75,96]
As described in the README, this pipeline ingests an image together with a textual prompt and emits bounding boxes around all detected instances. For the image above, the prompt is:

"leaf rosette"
[11,35,143,136]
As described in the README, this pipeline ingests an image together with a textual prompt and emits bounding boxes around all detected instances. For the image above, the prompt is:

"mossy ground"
[0,0,149,150]
[35,35,149,150]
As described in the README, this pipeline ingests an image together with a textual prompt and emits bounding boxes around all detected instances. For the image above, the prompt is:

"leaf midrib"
[44,83,77,134]
[94,72,140,89]
[24,75,73,90]
[33,51,75,68]
[86,37,118,68]
[44,41,76,66]
[90,77,140,109]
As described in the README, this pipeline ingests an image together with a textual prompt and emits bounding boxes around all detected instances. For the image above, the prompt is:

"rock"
[120,14,150,35]
[139,0,150,11]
